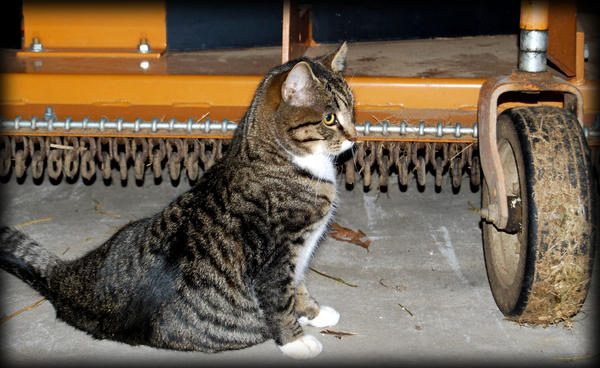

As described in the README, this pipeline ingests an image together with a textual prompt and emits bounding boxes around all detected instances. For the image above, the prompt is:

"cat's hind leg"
[295,282,340,328]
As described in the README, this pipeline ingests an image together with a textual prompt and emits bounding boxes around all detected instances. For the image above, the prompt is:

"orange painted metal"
[350,77,483,111]
[1,73,259,111]
[0,73,484,115]
[547,1,577,77]
[1,71,596,124]
[20,2,166,56]
[519,0,549,30]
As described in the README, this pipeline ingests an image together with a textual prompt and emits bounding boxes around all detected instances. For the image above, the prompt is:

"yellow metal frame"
[1,0,597,137]
[18,2,165,58]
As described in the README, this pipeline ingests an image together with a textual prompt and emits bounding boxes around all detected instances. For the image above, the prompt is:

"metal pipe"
[519,0,549,72]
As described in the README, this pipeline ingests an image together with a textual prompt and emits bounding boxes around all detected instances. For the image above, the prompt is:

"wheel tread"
[483,105,596,325]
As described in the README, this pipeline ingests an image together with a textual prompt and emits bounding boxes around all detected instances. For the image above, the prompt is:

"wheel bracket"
[477,71,583,229]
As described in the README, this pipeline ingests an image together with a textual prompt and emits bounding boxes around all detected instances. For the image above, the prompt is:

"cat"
[0,42,356,360]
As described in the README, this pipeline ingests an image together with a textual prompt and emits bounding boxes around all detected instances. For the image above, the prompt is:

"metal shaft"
[1,117,478,139]
[518,0,549,72]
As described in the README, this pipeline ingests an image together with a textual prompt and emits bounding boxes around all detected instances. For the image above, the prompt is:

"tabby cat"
[0,43,356,359]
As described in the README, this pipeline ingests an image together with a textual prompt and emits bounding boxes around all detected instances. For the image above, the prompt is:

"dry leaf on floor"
[328,222,371,250]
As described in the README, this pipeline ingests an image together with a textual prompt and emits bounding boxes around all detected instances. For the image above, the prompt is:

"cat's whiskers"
[351,142,358,175]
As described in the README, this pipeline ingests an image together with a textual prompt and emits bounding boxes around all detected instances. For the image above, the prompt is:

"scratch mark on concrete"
[433,226,468,285]
[362,192,388,230]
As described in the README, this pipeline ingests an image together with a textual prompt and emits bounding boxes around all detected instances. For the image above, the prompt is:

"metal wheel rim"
[485,137,524,289]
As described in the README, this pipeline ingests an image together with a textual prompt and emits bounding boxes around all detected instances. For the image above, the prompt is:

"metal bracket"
[477,70,584,229]
[282,0,314,63]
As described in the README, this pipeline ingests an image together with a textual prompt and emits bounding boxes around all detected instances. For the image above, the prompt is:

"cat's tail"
[0,226,61,295]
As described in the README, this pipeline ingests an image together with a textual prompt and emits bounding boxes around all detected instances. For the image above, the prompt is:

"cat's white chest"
[294,210,333,283]
[292,153,335,183]
[291,152,336,282]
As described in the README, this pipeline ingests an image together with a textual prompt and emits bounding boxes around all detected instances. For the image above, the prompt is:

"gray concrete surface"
[0,169,596,367]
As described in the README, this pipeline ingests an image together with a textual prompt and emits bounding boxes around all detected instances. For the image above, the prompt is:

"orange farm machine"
[1,0,598,325]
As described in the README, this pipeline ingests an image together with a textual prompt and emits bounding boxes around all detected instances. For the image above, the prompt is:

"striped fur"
[0,43,354,357]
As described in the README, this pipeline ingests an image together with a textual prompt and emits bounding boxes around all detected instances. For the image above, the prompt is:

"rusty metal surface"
[477,70,584,229]
[547,1,577,77]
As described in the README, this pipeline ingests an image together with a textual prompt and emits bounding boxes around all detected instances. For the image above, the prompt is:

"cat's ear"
[281,61,318,106]
[319,41,347,73]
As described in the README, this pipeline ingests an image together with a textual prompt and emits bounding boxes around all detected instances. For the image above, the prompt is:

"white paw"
[298,305,340,328]
[279,334,323,359]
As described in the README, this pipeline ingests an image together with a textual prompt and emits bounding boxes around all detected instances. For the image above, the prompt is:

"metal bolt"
[137,38,151,54]
[29,37,43,52]
[44,106,56,121]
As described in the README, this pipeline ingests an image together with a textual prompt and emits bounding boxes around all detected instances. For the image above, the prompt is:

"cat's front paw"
[298,305,340,328]
[278,334,323,359]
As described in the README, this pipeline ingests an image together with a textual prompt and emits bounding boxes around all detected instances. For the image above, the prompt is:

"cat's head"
[264,43,356,158]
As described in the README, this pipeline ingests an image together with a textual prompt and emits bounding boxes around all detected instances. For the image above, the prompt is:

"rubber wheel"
[482,105,596,325]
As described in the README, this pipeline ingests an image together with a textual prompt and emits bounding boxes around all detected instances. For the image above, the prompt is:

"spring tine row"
[0,135,484,189]
[343,141,479,190]
[0,136,225,183]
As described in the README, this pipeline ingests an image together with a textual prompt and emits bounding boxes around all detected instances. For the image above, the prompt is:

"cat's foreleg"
[294,281,320,320]
[254,266,322,359]
[295,282,340,328]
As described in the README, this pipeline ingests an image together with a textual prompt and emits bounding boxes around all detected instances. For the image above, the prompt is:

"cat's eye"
[323,113,338,126]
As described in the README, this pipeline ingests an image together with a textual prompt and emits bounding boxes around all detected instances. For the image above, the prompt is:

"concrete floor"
[0,169,596,367]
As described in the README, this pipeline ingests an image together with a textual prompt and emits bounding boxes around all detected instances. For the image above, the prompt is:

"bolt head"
[29,37,43,52]
[137,39,151,54]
